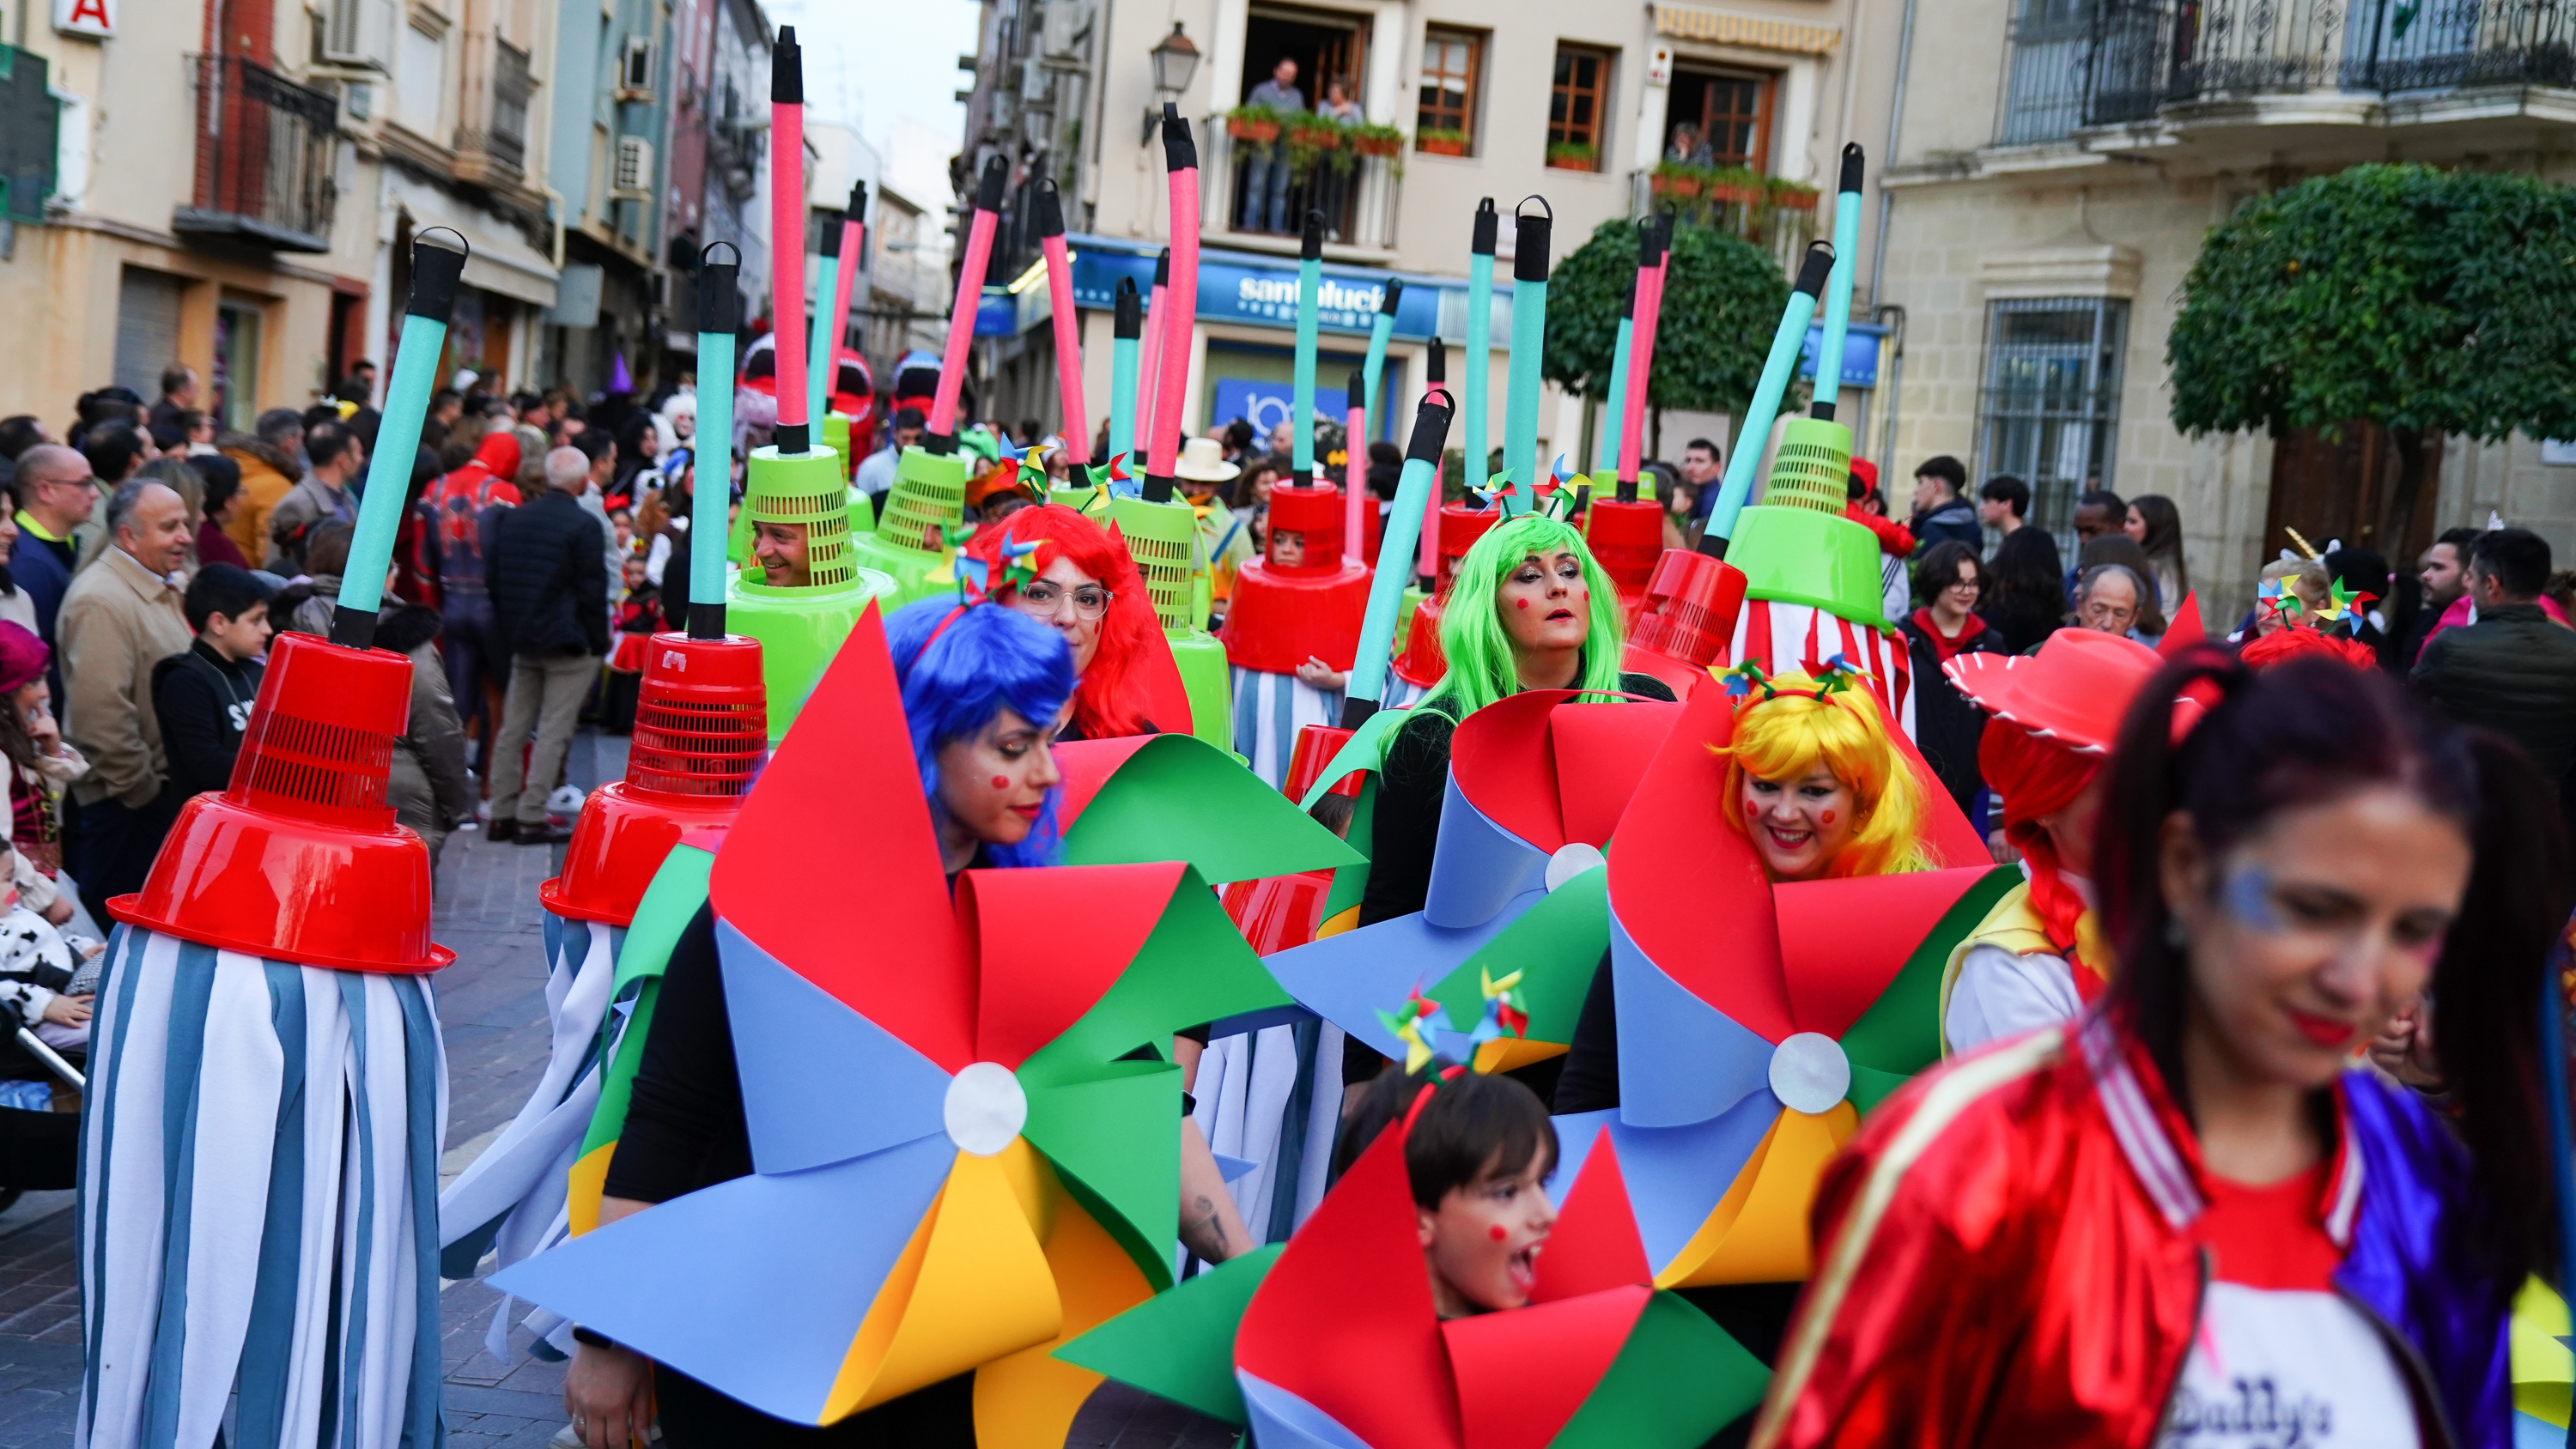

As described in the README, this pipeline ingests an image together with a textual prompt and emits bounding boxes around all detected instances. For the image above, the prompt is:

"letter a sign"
[54,0,115,37]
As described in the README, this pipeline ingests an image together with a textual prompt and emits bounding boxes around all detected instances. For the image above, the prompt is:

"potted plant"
[1288,114,1346,150]
[1351,123,1405,158]
[1704,165,1769,207]
[1650,161,1705,198]
[1225,105,1281,143]
[1546,141,1599,172]
[1417,127,1469,157]
[1769,179,1820,210]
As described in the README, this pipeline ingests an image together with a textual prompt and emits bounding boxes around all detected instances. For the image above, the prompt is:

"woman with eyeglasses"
[1899,539,2007,822]
[962,503,1168,739]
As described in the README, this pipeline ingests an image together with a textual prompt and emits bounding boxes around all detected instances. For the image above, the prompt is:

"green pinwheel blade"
[1838,866,2021,1080]
[1547,1290,1771,1449]
[1053,1244,1282,1424]
[1845,1062,1914,1118]
[1066,734,1363,879]
[611,841,714,997]
[1428,863,1607,1044]
[1022,865,1292,1076]
[1022,1058,1183,1290]
[579,976,659,1159]
[1296,705,1413,811]
[1317,774,1378,925]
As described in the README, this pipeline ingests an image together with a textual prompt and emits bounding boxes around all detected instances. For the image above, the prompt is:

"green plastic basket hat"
[1761,416,1854,516]
[1731,415,1884,625]
[878,446,968,557]
[1109,493,1199,634]
[736,446,858,588]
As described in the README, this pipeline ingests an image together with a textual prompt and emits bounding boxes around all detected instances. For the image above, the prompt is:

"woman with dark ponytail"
[1751,650,2567,1449]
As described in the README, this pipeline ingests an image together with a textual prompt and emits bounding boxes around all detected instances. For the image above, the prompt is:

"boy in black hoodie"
[152,564,276,799]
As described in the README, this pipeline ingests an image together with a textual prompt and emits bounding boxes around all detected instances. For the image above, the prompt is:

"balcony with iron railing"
[1207,117,1401,255]
[1627,167,1820,273]
[2008,0,2576,149]
[176,54,340,252]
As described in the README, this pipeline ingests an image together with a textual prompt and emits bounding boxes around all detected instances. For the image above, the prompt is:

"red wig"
[2239,623,2378,672]
[967,504,1163,738]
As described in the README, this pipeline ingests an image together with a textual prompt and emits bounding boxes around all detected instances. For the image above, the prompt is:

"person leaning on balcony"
[1240,56,1304,234]
[1667,120,1715,167]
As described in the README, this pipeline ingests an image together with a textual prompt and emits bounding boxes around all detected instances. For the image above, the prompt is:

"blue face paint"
[2221,867,2284,931]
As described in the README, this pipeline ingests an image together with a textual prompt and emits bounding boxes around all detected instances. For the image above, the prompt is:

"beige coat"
[58,549,191,809]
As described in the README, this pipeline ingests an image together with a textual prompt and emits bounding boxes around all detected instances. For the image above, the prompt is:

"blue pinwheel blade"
[493,1131,955,1425]
[719,918,954,1175]
[1268,891,1541,1062]
[1552,1099,1781,1274]
[1423,773,1552,929]
[1236,1372,1375,1449]
[1607,913,1777,1129]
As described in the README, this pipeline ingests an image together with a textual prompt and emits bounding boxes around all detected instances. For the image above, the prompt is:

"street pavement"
[0,729,1240,1446]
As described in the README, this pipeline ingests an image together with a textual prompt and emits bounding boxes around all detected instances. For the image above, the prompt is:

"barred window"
[1977,297,2128,541]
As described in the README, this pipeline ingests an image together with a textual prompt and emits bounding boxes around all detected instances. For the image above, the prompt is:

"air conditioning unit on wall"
[612,135,653,198]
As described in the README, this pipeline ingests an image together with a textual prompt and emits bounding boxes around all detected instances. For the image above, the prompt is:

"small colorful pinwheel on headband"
[953,530,1045,606]
[1013,441,1054,502]
[1467,967,1529,1051]
[1377,989,1443,1074]
[1469,471,1523,517]
[2322,574,2379,625]
[1720,655,1864,703]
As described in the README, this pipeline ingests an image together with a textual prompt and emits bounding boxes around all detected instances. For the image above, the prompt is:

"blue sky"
[769,0,981,155]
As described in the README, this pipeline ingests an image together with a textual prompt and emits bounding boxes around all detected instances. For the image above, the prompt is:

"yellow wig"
[1718,675,1935,878]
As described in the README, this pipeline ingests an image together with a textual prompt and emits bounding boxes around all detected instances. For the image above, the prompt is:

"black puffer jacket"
[488,488,609,659]
[1899,610,2008,820]
[2411,603,2576,783]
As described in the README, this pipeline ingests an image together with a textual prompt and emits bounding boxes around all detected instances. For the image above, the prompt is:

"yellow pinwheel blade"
[565,1142,615,1237]
[822,1142,1063,1422]
[972,1183,1156,1448]
[1657,1103,1858,1289]
[1471,1036,1569,1075]
[2513,1276,2572,1428]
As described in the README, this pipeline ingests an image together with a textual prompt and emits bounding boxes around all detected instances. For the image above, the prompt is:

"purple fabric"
[2333,1070,2517,1449]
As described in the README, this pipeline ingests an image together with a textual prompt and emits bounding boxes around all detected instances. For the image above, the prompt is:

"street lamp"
[1144,22,1200,142]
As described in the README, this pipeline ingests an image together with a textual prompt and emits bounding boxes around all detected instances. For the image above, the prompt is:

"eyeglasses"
[1942,578,1981,593]
[1015,580,1112,621]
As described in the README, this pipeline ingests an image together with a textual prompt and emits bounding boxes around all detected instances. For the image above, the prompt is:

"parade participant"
[1360,512,1672,930]
[550,597,1254,1447]
[1938,627,2162,1054]
[1753,653,2564,1449]
[963,503,1165,739]
[1556,663,1936,1116]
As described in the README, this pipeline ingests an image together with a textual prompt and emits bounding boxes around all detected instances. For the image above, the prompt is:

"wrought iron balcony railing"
[176,54,339,252]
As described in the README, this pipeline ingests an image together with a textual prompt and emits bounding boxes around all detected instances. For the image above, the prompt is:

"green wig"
[1420,513,1629,722]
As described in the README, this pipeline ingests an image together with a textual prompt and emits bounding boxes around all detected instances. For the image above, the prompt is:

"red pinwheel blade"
[1546,700,1682,847]
[1237,1112,1462,1449]
[1442,1285,1650,1449]
[1773,868,1994,1040]
[1448,689,1575,853]
[1053,737,1156,826]
[711,602,976,1073]
[1528,1130,1651,1305]
[959,861,1186,1070]
[1606,681,1794,1040]
[2160,591,2206,656]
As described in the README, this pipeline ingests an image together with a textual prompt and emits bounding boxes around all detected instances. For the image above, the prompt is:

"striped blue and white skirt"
[437,913,619,1360]
[1229,668,1345,792]
[1188,1016,1343,1263]
[78,925,447,1449]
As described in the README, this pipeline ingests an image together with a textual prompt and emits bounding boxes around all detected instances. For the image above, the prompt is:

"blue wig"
[884,597,1077,868]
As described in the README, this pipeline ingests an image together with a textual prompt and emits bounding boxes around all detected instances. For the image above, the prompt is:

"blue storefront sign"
[1066,233,1461,341]
[1211,378,1351,445]
[1797,322,1886,389]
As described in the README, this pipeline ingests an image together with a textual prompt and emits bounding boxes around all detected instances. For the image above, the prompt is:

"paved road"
[0,730,1241,1446]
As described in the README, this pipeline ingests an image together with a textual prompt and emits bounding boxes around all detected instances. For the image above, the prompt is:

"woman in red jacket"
[1754,651,2564,1449]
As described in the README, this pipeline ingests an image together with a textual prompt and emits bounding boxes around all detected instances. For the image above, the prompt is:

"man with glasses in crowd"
[9,446,100,701]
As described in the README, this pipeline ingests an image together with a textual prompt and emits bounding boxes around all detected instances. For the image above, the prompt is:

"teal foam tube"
[1502,200,1551,488]
[1109,277,1142,465]
[1598,282,1634,473]
[1341,387,1456,726]
[1360,279,1400,445]
[1465,199,1496,494]
[1292,212,1322,483]
[1703,243,1836,553]
[334,231,465,644]
[690,243,740,638]
[1813,144,1865,422]
[805,235,840,434]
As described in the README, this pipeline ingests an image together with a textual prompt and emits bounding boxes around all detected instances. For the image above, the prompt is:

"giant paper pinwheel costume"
[79,233,470,1449]
[1270,687,1684,1079]
[1058,1096,1767,1447]
[495,605,1328,1444]
[1557,675,2011,1286]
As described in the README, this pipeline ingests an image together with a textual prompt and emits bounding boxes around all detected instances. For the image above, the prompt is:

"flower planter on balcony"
[1289,125,1343,150]
[1707,182,1767,206]
[1770,184,1820,210]
[1418,135,1468,157]
[1651,173,1704,198]
[1546,149,1599,172]
[1352,132,1403,158]
[1227,115,1280,143]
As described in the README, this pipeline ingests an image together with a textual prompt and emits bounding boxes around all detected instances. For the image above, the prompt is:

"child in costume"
[1936,627,2162,1054]
[1753,652,2556,1449]
[540,597,1256,1447]
[1223,481,1371,790]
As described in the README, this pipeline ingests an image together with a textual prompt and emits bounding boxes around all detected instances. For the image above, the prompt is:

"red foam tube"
[770,99,807,430]
[830,215,862,403]
[1042,234,1089,464]
[1345,404,1365,564]
[1148,167,1200,481]
[1619,260,1668,486]
[933,206,999,439]
[1139,282,1165,460]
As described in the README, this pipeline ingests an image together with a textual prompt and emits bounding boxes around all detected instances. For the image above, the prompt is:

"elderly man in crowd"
[2073,561,2148,641]
[59,479,193,900]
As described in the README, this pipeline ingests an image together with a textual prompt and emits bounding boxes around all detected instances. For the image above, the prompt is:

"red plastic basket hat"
[544,633,769,925]
[1623,549,1748,698]
[1284,723,1362,801]
[1583,498,1664,610]
[1391,503,1504,688]
[112,630,453,973]
[1263,482,1346,576]
[1944,627,2162,756]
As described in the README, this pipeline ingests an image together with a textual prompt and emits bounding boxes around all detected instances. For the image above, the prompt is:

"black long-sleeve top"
[1552,949,1622,1115]
[149,641,264,800]
[599,900,750,1203]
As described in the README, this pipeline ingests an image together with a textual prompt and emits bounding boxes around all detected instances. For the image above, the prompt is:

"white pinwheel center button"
[1545,842,1607,891]
[1768,1033,1851,1116]
[944,1062,1028,1155]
